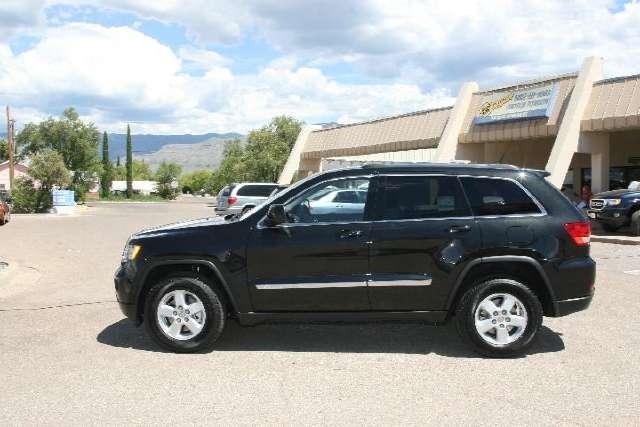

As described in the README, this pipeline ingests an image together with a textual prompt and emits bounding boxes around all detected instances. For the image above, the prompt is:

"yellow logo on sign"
[478,93,514,116]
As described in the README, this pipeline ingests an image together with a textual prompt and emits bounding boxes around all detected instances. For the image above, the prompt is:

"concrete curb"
[592,236,640,245]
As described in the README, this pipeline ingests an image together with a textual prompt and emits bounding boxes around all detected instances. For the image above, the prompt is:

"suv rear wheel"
[455,278,543,358]
[144,275,226,353]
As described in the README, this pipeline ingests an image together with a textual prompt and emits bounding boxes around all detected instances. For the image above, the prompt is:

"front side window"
[285,178,371,223]
[460,177,541,216]
[377,175,471,220]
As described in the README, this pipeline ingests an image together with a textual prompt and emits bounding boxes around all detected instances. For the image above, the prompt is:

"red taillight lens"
[564,221,591,246]
[227,196,237,205]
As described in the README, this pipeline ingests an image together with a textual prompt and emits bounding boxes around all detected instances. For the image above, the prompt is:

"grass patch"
[99,193,166,202]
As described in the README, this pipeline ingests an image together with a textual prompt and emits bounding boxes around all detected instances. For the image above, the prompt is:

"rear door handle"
[449,225,471,233]
[338,229,363,239]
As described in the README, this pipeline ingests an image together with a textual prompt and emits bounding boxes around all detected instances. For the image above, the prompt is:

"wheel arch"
[136,259,238,323]
[447,256,556,318]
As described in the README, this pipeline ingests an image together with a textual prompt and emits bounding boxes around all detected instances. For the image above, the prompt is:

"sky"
[0,0,638,134]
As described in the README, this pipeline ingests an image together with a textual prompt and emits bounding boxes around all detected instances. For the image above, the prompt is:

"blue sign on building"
[474,82,559,125]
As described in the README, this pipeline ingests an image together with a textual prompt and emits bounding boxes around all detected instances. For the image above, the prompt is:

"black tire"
[601,223,619,233]
[144,275,226,353]
[631,210,640,237]
[455,278,543,358]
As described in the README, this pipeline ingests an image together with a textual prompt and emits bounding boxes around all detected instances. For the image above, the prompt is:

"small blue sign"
[52,190,76,206]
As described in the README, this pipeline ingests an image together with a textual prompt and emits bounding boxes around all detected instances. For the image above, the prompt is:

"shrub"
[11,177,51,213]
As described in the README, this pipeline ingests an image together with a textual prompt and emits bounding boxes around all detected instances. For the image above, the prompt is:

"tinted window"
[460,177,541,216]
[378,176,471,220]
[286,178,370,223]
[237,185,278,197]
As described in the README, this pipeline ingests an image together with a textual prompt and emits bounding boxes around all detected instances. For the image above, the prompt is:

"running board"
[236,310,448,326]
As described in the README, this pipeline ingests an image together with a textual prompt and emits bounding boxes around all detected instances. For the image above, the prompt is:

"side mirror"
[266,204,287,226]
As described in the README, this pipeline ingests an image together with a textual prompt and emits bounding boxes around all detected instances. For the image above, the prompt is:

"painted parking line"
[623,270,640,275]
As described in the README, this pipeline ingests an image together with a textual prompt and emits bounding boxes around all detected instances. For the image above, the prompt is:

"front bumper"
[588,208,629,227]
[114,265,139,323]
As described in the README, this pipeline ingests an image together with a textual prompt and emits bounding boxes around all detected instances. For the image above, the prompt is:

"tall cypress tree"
[116,156,121,167]
[100,131,112,198]
[126,124,133,198]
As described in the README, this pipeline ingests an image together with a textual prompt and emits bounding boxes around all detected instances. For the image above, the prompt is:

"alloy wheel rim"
[474,293,528,347]
[156,289,207,341]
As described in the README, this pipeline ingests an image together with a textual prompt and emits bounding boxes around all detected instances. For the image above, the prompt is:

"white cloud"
[2,1,640,134]
[0,23,453,134]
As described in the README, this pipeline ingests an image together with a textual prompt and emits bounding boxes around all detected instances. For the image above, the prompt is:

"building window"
[581,166,640,190]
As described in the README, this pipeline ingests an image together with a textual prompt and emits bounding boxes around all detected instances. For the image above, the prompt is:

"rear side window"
[378,175,471,220]
[219,186,233,197]
[237,185,278,197]
[460,177,541,216]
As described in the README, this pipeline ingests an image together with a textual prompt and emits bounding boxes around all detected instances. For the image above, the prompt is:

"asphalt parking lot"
[1,199,639,425]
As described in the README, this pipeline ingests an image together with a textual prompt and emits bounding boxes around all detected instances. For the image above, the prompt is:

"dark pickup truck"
[588,184,640,235]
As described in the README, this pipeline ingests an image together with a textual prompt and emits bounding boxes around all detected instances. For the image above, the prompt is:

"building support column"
[434,81,478,161]
[545,56,603,188]
[579,133,610,193]
[278,124,321,184]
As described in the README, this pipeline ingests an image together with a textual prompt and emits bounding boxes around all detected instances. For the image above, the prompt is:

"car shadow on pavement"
[97,319,565,358]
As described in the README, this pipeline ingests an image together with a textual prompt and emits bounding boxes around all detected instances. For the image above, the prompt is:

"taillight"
[564,221,591,246]
[227,196,237,205]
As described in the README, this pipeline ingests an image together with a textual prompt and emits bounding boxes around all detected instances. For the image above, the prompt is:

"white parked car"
[215,183,283,215]
[309,189,368,217]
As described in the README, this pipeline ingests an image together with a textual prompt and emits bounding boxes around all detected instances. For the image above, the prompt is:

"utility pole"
[6,106,15,191]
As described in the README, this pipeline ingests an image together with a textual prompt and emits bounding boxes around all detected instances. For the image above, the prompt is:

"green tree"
[180,169,214,194]
[205,139,246,194]
[116,156,121,167]
[12,149,71,213]
[113,160,152,181]
[16,107,100,200]
[242,116,302,182]
[126,124,133,198]
[113,164,126,180]
[0,139,7,162]
[155,161,182,199]
[133,160,153,180]
[100,132,113,198]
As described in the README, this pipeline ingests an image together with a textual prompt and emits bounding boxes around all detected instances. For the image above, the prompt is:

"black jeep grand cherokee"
[115,163,595,357]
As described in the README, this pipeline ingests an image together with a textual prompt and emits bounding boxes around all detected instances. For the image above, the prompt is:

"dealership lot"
[1,200,639,425]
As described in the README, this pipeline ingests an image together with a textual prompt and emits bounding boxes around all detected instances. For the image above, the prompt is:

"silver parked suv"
[215,182,281,215]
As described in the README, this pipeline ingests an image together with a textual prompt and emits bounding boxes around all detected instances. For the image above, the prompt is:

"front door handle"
[338,229,363,239]
[449,224,471,233]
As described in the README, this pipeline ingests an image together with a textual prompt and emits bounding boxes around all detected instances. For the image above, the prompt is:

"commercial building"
[280,57,640,194]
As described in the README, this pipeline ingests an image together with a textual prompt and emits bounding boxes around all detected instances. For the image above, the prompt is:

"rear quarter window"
[237,185,278,197]
[460,177,542,216]
[219,186,234,197]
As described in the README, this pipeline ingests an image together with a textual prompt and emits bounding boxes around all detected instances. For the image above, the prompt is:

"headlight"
[122,243,142,263]
[606,199,622,206]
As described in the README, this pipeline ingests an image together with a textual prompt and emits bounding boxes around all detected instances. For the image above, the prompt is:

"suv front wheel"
[456,278,543,358]
[144,275,226,353]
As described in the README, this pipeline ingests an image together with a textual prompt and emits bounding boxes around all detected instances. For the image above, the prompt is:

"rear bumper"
[214,206,241,214]
[555,295,593,317]
[548,256,595,316]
